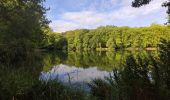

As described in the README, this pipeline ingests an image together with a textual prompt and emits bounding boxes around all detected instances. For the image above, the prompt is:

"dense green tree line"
[41,27,67,50]
[46,24,170,51]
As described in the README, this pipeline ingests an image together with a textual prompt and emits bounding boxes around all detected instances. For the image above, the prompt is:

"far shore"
[96,47,158,51]
[35,47,158,52]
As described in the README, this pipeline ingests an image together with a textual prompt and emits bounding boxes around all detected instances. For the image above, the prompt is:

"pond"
[1,50,165,99]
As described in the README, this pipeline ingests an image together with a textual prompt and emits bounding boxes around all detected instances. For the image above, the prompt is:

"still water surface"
[39,51,156,83]
[40,64,109,83]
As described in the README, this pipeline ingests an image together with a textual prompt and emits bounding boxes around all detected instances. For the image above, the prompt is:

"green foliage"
[44,32,67,50]
[65,29,89,50]
[59,25,170,51]
[0,0,50,64]
[0,0,48,51]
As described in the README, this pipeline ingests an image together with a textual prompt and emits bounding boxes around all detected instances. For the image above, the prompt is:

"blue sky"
[44,0,167,32]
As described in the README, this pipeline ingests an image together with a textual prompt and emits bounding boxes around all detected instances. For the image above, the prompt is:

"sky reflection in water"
[40,64,110,83]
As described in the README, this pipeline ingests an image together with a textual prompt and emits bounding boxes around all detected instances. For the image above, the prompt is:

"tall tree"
[0,0,49,50]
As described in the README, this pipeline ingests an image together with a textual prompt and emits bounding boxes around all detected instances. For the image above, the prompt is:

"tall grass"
[0,79,87,100]
[20,79,87,100]
[88,40,170,100]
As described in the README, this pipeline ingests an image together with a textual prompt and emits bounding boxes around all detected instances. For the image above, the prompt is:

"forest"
[43,24,170,51]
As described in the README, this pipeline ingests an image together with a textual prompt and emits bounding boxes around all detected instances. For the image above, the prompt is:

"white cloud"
[49,0,167,32]
[49,20,81,32]
[87,0,119,11]
[63,11,108,25]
